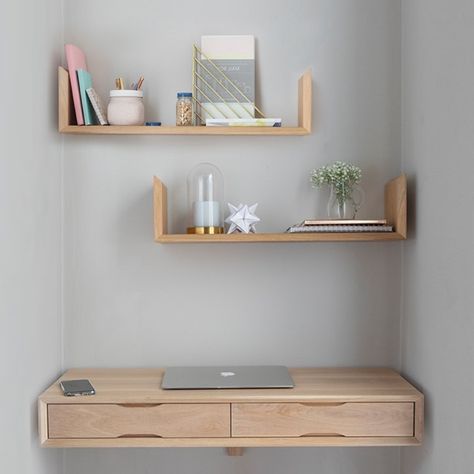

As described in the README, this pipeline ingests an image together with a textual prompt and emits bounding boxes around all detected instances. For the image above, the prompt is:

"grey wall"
[401,1,474,473]
[63,1,403,473]
[0,0,63,473]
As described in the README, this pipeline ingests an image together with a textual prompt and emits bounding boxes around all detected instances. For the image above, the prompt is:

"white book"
[86,88,108,125]
[199,35,255,121]
[206,118,281,127]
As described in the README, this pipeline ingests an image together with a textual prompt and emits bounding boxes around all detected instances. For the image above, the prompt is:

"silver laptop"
[161,365,294,390]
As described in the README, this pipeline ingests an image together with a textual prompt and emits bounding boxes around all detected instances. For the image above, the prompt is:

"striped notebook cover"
[287,225,393,233]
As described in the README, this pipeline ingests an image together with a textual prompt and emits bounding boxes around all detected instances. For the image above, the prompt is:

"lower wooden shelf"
[156,232,406,243]
[39,368,423,455]
[153,175,407,243]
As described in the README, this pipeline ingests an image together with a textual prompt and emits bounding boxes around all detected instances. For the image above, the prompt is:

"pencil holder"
[107,90,144,125]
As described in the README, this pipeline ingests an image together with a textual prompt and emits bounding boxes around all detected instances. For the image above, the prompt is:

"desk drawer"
[232,402,414,437]
[49,404,230,439]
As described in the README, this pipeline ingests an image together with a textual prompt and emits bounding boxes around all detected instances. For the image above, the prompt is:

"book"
[206,118,282,127]
[76,70,96,125]
[86,88,108,125]
[287,224,393,233]
[301,219,388,226]
[64,44,87,125]
[200,35,255,120]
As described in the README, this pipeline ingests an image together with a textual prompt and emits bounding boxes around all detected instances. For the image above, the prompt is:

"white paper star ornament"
[225,203,260,234]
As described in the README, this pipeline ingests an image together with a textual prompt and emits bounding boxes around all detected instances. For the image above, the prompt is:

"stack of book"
[286,219,393,233]
[65,44,108,125]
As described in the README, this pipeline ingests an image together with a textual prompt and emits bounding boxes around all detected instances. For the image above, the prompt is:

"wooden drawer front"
[48,404,230,439]
[232,403,414,438]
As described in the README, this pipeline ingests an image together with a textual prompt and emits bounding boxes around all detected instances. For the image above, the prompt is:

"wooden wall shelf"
[39,368,423,456]
[58,67,312,135]
[153,175,407,243]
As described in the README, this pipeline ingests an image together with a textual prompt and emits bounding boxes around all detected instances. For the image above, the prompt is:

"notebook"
[287,224,393,233]
[76,70,95,125]
[86,88,108,125]
[65,44,87,125]
[200,35,255,120]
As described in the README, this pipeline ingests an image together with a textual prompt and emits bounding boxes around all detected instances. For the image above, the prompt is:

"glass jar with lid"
[176,92,193,126]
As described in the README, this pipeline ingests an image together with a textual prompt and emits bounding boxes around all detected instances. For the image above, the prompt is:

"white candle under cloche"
[192,201,221,227]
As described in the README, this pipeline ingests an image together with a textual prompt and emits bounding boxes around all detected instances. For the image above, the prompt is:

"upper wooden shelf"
[58,67,312,136]
[153,175,407,243]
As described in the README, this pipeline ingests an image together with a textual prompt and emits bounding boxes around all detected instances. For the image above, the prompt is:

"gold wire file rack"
[192,44,266,126]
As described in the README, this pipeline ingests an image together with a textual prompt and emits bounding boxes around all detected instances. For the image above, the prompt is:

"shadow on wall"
[400,372,429,473]
[64,445,400,474]
[406,174,417,239]
[116,188,155,246]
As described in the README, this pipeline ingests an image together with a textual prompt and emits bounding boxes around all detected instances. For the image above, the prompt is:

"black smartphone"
[60,379,96,396]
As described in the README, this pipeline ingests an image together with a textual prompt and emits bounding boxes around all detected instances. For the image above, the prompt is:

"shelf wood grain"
[38,368,424,454]
[49,403,230,439]
[59,125,310,136]
[58,67,312,136]
[156,232,406,243]
[153,175,407,243]
[232,402,414,437]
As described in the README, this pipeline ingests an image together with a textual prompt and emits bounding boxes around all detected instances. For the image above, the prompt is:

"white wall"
[401,1,474,473]
[0,0,63,473]
[62,1,403,473]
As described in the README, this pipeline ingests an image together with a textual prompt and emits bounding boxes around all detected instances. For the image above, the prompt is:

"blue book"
[76,69,96,125]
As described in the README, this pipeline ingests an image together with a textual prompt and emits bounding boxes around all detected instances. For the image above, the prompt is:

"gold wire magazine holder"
[191,44,269,126]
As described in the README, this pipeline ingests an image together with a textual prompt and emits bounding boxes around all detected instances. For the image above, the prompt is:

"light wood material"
[41,436,421,448]
[60,125,310,136]
[49,403,230,439]
[232,402,413,438]
[385,174,407,239]
[414,397,424,442]
[39,368,423,451]
[156,232,405,243]
[38,400,49,445]
[58,67,311,136]
[39,368,421,404]
[226,447,244,456]
[153,175,407,243]
[298,69,312,132]
[58,66,75,131]
[153,177,167,237]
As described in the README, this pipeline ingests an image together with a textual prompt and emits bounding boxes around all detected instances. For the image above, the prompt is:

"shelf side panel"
[385,175,407,239]
[38,399,49,445]
[153,177,168,239]
[298,69,312,132]
[414,397,424,443]
[58,66,74,130]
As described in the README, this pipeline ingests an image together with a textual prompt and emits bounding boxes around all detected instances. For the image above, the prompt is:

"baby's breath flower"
[310,161,362,207]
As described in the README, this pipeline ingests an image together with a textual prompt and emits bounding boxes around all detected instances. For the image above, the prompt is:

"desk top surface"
[40,368,422,404]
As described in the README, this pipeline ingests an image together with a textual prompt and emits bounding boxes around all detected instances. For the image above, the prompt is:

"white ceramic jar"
[107,90,144,125]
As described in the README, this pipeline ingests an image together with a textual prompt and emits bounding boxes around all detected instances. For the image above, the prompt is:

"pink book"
[64,44,87,125]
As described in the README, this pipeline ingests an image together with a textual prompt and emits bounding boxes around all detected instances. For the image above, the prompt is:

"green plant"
[310,161,362,208]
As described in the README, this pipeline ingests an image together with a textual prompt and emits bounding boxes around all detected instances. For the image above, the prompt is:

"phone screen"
[60,379,95,396]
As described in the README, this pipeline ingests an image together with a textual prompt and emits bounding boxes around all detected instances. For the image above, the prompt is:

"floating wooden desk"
[39,368,423,456]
